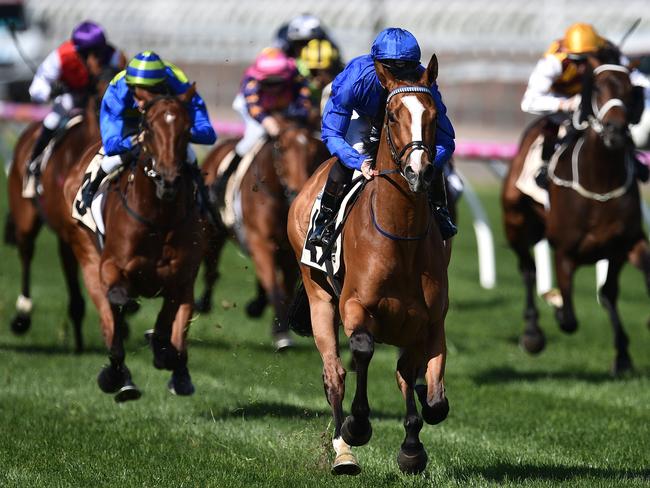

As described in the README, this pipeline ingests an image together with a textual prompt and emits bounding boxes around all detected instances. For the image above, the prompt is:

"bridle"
[573,64,630,135]
[383,86,436,174]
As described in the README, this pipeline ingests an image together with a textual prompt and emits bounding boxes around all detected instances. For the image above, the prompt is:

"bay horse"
[503,53,650,375]
[5,64,119,352]
[196,117,329,350]
[61,87,204,401]
[287,55,450,475]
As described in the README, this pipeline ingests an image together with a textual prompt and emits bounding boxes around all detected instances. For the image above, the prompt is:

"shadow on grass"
[472,366,622,385]
[0,342,106,355]
[453,462,650,483]
[199,400,402,422]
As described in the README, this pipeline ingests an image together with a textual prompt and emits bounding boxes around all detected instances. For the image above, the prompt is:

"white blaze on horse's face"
[164,111,176,124]
[401,95,426,172]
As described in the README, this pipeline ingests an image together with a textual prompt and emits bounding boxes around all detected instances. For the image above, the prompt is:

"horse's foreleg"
[57,238,85,353]
[419,321,449,426]
[195,231,226,314]
[78,248,141,401]
[249,233,291,350]
[167,291,195,396]
[10,217,42,335]
[598,256,632,376]
[518,246,545,353]
[396,349,428,474]
[554,251,578,333]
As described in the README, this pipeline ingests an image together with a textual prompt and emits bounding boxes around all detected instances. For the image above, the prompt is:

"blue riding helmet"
[370,28,421,62]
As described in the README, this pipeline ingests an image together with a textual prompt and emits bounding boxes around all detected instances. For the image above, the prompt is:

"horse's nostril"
[404,166,417,182]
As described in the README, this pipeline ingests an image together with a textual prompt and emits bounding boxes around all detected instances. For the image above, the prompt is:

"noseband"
[384,86,435,172]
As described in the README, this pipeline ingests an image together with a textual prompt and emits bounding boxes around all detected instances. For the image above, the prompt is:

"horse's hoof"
[554,308,578,334]
[143,329,154,344]
[114,383,142,403]
[97,365,125,394]
[245,297,267,318]
[123,299,140,315]
[519,331,546,355]
[331,452,361,476]
[611,355,634,377]
[341,416,373,446]
[168,367,195,396]
[194,295,212,314]
[10,314,31,335]
[274,333,294,352]
[416,385,449,425]
[397,445,428,474]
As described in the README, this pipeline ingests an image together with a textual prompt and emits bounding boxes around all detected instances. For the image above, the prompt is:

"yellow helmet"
[300,39,340,70]
[564,23,604,55]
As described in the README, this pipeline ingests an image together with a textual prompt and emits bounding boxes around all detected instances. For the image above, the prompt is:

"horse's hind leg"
[245,279,268,318]
[598,256,633,376]
[628,238,650,297]
[58,239,85,353]
[194,230,226,314]
[554,250,578,333]
[396,347,428,474]
[340,327,374,447]
[10,213,42,335]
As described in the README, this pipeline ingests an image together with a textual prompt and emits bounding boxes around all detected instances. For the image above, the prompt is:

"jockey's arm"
[100,82,135,156]
[28,49,62,103]
[520,55,566,115]
[166,63,217,145]
[242,78,269,123]
[430,84,456,169]
[321,83,366,171]
[288,75,313,120]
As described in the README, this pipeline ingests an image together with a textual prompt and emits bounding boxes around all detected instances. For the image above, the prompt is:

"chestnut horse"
[5,66,118,352]
[287,55,449,475]
[61,88,204,401]
[196,118,329,350]
[503,55,650,375]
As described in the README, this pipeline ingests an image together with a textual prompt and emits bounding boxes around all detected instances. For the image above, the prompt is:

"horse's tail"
[4,211,17,246]
[287,280,312,337]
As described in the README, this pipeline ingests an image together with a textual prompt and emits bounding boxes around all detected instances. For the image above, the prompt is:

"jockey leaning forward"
[212,47,312,199]
[299,38,344,120]
[308,27,457,248]
[76,51,216,215]
[27,20,126,184]
[521,22,650,188]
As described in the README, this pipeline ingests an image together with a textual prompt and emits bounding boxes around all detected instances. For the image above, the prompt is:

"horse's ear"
[420,54,438,86]
[374,60,395,90]
[179,83,197,104]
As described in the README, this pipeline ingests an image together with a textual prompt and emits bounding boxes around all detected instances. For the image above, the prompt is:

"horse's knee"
[349,329,374,363]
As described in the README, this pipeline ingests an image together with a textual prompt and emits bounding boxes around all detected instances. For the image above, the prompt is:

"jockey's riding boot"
[429,167,458,240]
[212,153,243,208]
[536,121,559,189]
[535,163,550,189]
[27,126,56,185]
[189,164,222,227]
[78,167,107,216]
[308,189,340,248]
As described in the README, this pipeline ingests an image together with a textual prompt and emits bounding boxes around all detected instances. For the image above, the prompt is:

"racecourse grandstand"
[14,0,650,131]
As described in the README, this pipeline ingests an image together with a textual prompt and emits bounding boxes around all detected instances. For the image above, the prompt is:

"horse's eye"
[387,111,396,123]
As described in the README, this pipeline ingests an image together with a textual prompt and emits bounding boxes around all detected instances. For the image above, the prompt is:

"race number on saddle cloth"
[75,51,217,216]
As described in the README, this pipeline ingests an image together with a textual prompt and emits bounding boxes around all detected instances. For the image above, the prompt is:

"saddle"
[22,115,84,198]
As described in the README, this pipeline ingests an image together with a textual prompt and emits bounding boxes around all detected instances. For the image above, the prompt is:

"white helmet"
[287,14,323,41]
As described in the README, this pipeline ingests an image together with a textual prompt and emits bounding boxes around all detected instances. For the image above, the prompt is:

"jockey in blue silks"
[77,51,216,214]
[308,28,457,247]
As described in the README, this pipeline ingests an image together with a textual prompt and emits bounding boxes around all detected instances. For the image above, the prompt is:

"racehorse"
[61,87,204,401]
[5,64,119,352]
[196,117,329,350]
[502,52,650,375]
[287,55,450,475]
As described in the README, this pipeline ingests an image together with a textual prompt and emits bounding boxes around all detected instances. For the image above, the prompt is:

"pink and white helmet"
[248,48,296,82]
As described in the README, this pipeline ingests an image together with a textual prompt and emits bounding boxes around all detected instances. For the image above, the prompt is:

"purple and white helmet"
[71,21,107,52]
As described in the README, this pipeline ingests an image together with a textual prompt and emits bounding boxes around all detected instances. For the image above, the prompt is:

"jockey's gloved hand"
[120,145,141,165]
[262,116,281,137]
[559,95,581,113]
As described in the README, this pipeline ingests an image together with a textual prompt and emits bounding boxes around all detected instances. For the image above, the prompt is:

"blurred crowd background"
[2,0,650,140]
